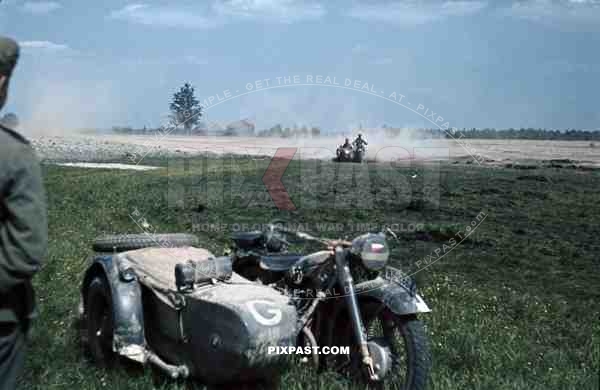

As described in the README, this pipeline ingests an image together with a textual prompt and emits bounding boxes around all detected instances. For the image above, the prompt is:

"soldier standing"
[353,133,368,150]
[0,37,47,389]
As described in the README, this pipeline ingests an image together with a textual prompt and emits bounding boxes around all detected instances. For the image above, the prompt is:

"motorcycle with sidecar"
[228,222,432,389]
[79,233,299,387]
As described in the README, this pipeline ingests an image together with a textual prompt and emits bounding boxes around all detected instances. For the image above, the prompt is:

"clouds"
[106,1,600,30]
[347,1,488,26]
[213,0,325,22]
[22,1,62,14]
[9,0,600,30]
[19,40,70,51]
[109,0,325,29]
[505,0,600,28]
[346,0,600,28]
[118,55,210,67]
[109,4,219,29]
[372,57,393,65]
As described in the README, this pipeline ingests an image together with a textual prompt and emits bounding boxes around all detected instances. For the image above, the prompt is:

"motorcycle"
[336,143,365,163]
[229,222,432,389]
[336,144,355,162]
[79,233,299,387]
[353,143,366,163]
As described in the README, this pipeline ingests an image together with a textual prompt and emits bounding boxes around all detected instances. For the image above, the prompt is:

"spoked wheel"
[327,302,431,390]
[86,276,116,367]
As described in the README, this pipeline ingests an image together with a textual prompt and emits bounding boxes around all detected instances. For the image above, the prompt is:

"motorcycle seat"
[231,231,265,249]
[259,254,303,272]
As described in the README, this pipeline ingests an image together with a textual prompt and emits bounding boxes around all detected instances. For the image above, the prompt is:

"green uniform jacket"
[0,124,47,323]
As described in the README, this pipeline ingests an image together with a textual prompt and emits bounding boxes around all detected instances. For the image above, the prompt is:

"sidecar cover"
[114,247,299,382]
[120,246,216,293]
[120,246,296,307]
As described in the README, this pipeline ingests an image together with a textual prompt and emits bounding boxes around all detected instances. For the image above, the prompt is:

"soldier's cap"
[0,36,19,77]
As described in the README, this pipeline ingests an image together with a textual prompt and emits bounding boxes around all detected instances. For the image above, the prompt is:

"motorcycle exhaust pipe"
[146,349,190,379]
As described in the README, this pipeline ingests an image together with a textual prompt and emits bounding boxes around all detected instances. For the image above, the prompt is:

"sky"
[0,0,598,132]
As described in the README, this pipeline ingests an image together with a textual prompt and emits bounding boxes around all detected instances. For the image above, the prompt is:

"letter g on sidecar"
[79,234,299,386]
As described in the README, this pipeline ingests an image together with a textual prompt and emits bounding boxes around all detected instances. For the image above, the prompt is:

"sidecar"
[79,234,299,386]
[336,145,354,162]
[336,145,365,163]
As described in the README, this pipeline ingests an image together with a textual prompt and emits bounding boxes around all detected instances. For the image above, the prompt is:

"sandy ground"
[55,162,159,170]
[31,133,600,168]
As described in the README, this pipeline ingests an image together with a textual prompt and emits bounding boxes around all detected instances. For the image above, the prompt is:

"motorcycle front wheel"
[326,302,431,389]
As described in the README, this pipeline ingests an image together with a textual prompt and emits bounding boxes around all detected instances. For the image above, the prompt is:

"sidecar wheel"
[92,233,199,253]
[86,276,116,367]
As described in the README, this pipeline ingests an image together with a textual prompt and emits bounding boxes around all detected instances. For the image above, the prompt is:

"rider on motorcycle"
[342,138,352,149]
[353,133,368,150]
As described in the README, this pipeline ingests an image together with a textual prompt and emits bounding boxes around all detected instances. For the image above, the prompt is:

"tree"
[270,124,282,136]
[170,83,202,134]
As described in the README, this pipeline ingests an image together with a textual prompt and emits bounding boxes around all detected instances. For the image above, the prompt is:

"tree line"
[257,124,321,138]
[110,82,600,141]
[111,124,600,141]
[445,128,600,141]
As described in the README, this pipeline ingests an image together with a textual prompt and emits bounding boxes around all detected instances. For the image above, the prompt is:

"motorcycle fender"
[82,254,147,361]
[355,277,431,315]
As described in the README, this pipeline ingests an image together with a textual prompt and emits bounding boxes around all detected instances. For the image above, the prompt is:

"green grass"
[20,157,600,389]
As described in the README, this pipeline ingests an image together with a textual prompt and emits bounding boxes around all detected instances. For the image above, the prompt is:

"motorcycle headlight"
[352,233,389,271]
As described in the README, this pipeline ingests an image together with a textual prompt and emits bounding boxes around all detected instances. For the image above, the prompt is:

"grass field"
[21,155,600,389]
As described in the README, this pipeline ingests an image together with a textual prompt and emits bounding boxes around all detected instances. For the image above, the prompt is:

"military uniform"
[0,37,47,389]
[353,136,368,149]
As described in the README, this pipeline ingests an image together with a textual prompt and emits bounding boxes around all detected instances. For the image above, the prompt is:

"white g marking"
[246,300,283,326]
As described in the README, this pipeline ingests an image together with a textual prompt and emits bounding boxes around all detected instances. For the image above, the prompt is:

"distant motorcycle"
[229,222,432,389]
[353,143,366,163]
[336,143,365,163]
[336,144,353,162]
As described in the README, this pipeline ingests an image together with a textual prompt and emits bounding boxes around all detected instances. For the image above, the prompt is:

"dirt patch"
[54,162,159,171]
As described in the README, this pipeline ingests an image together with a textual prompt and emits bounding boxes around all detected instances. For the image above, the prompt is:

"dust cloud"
[10,77,122,137]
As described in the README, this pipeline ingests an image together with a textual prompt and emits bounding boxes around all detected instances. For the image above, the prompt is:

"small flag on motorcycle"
[370,243,386,253]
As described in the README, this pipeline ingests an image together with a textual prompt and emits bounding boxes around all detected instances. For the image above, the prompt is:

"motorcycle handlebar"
[268,222,352,249]
[266,220,398,249]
